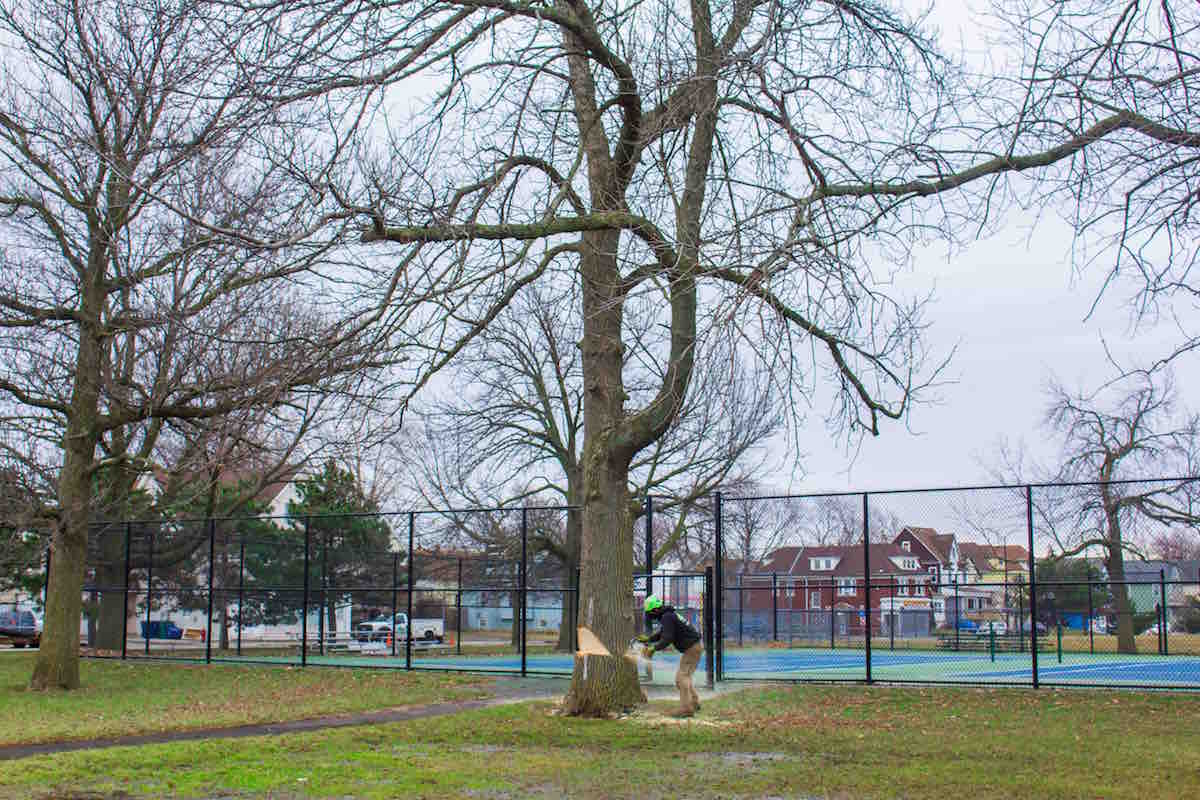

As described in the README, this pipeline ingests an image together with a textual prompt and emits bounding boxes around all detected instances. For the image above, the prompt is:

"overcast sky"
[786,209,1189,494]
[780,1,1197,494]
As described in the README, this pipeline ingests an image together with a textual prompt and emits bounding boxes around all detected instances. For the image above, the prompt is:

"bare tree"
[981,1,1200,370]
[0,0,405,689]
[797,495,902,547]
[1039,375,1199,653]
[1151,529,1200,562]
[406,281,781,648]
[226,0,1200,713]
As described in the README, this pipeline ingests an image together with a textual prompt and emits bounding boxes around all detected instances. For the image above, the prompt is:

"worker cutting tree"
[637,595,703,718]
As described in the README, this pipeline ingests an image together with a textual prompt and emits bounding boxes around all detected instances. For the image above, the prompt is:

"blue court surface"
[207,646,1200,688]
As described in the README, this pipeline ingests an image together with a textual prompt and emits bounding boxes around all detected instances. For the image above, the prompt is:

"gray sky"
[782,2,1196,493]
[790,194,1194,494]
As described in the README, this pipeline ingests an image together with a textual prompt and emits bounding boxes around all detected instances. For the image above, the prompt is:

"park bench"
[935,631,1053,653]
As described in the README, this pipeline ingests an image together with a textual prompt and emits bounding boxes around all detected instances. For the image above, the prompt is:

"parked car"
[955,618,979,632]
[139,620,184,640]
[975,621,1008,636]
[0,607,41,648]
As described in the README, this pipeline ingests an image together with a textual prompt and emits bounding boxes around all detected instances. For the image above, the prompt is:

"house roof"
[987,544,1030,568]
[957,543,995,575]
[759,547,802,574]
[897,527,955,563]
[768,544,929,578]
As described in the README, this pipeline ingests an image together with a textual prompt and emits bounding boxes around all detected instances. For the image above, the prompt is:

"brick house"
[727,544,935,639]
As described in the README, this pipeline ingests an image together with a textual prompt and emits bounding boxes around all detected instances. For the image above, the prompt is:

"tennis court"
[208,646,1200,688]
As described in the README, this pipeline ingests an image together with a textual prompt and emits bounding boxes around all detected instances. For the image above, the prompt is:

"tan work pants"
[675,642,703,715]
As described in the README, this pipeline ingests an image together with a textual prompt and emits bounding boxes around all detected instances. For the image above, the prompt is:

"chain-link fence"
[36,505,587,674]
[9,478,1198,691]
[715,478,1200,688]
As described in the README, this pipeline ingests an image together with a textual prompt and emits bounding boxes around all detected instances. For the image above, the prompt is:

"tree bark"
[31,274,104,689]
[563,252,645,712]
[1104,501,1137,654]
[562,452,645,714]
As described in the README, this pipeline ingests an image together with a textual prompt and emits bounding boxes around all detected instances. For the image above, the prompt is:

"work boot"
[670,708,695,719]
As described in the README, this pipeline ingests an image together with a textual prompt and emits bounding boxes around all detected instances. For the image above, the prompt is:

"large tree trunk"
[563,234,645,714]
[32,452,93,689]
[32,288,104,689]
[1106,527,1136,655]
[1103,490,1137,654]
[562,456,645,714]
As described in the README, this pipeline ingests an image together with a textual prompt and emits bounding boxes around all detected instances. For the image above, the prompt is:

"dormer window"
[810,557,835,571]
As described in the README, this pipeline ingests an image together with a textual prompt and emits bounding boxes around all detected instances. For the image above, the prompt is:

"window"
[837,578,856,596]
[810,558,835,571]
[810,591,821,608]
[902,558,917,570]
[901,540,911,552]
[785,586,795,600]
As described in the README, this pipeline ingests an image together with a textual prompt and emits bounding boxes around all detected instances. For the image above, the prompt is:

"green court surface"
[126,643,1200,688]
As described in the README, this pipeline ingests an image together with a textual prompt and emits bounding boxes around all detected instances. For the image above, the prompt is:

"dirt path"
[0,676,734,762]
[0,696,509,762]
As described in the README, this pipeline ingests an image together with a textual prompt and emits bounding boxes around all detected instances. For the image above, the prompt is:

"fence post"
[391,552,399,658]
[771,572,778,642]
[406,512,414,671]
[1017,575,1025,654]
[237,531,245,657]
[1057,618,1063,663]
[319,530,328,657]
[863,493,872,684]
[890,576,896,651]
[953,579,960,652]
[830,581,835,651]
[713,491,723,681]
[704,566,715,688]
[737,573,744,647]
[645,495,654,604]
[121,522,131,661]
[144,532,153,656]
[302,517,311,667]
[205,518,215,664]
[1026,485,1039,689]
[1087,578,1094,656]
[520,507,528,677]
[456,557,463,656]
[1160,569,1169,657]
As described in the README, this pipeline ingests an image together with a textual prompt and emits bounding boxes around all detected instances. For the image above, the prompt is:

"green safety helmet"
[644,594,663,613]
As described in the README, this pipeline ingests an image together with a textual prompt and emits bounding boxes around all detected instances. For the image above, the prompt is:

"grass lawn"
[2,678,1198,799]
[0,653,488,746]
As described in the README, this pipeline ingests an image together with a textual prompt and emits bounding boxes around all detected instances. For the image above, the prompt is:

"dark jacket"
[646,605,701,653]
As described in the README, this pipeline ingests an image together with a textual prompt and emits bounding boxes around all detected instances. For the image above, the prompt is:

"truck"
[354,612,444,646]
